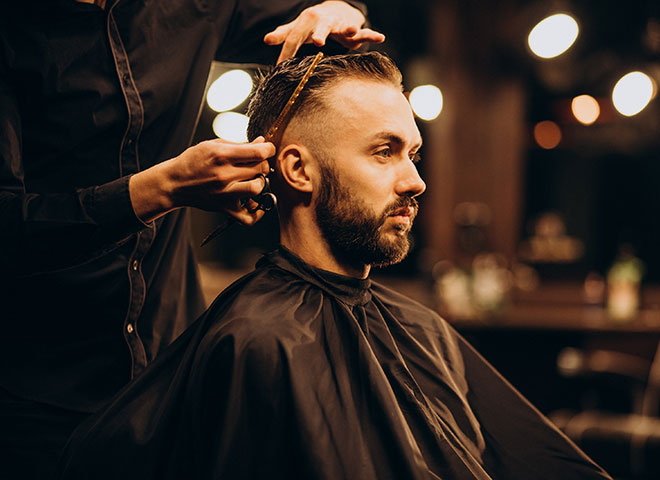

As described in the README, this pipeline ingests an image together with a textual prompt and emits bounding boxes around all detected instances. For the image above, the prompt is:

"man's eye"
[376,148,392,158]
[410,152,422,164]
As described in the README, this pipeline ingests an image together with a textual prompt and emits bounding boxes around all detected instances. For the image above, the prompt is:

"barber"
[0,1,383,478]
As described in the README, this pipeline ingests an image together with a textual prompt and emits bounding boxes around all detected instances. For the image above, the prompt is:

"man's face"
[310,78,426,268]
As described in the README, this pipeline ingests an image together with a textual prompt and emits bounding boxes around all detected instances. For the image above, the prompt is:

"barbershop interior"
[189,1,660,478]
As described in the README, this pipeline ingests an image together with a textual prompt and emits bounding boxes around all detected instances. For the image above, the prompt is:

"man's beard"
[315,162,418,268]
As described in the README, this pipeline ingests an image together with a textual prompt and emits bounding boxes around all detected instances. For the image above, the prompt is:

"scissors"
[201,52,324,247]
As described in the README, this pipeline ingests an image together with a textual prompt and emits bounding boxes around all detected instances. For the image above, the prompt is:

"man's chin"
[381,221,412,239]
[371,236,411,267]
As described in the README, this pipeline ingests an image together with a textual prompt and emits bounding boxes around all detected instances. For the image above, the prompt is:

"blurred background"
[191,1,660,478]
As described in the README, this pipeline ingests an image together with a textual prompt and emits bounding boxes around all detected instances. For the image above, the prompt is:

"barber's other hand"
[129,137,275,225]
[264,1,385,64]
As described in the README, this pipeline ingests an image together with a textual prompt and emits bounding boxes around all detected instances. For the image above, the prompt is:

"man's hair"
[247,52,402,142]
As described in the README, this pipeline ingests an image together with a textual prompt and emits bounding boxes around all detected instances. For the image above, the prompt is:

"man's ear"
[277,144,316,193]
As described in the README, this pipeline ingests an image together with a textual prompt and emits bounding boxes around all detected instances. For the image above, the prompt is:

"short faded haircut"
[247,51,402,142]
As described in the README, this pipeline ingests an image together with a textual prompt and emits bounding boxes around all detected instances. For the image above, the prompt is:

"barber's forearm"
[1,177,149,275]
[129,138,275,225]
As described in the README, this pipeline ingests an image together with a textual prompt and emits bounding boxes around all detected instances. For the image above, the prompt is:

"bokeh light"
[571,94,600,125]
[528,14,579,59]
[409,84,443,121]
[207,69,253,113]
[612,71,656,117]
[533,120,562,149]
[212,112,249,143]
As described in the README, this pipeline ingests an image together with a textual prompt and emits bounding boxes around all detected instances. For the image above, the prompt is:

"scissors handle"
[200,175,277,247]
[240,174,276,213]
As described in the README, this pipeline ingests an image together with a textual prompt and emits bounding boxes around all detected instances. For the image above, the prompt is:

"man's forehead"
[323,77,400,106]
[321,78,420,143]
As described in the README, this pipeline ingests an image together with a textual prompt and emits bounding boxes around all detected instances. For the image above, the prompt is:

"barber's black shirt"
[0,0,324,411]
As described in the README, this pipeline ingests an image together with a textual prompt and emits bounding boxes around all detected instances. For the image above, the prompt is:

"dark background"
[190,4,660,476]
[194,0,660,284]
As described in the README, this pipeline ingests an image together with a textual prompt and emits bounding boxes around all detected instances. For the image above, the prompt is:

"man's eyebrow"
[371,132,423,150]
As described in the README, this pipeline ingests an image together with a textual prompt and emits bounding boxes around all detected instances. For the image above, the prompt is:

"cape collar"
[260,246,372,307]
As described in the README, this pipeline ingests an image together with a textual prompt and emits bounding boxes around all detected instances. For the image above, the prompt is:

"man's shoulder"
[201,263,319,343]
[370,279,449,331]
[192,262,330,381]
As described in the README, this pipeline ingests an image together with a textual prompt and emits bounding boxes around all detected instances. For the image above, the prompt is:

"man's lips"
[389,206,416,218]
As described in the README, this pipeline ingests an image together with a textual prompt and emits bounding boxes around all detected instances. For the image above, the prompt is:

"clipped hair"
[247,51,402,142]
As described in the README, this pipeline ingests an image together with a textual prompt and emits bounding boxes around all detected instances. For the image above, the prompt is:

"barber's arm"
[0,77,272,275]
[128,137,274,225]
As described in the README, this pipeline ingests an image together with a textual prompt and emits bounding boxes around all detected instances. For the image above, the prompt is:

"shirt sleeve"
[214,0,369,65]
[0,74,148,276]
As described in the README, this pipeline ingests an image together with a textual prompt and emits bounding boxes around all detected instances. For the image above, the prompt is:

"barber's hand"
[129,137,275,225]
[264,1,385,64]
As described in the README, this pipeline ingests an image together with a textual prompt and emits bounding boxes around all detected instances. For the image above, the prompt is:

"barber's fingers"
[264,20,304,63]
[309,20,334,47]
[263,22,294,47]
[223,175,268,198]
[265,2,387,63]
[268,21,311,65]
[225,200,267,226]
[332,28,385,49]
[210,135,269,147]
[264,4,345,63]
[209,164,268,189]
[208,137,275,165]
[268,25,386,64]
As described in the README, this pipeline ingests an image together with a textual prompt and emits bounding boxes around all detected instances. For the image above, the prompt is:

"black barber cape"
[58,247,611,480]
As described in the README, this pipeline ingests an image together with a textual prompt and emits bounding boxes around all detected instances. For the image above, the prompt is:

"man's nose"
[396,161,426,198]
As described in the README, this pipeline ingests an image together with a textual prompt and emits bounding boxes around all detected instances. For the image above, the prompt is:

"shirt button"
[132,260,139,271]
[126,324,134,334]
[126,138,133,146]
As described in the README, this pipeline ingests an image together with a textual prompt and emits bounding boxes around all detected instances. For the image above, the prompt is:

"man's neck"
[279,214,370,279]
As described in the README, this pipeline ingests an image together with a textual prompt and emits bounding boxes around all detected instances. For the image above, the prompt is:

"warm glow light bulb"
[212,112,249,143]
[528,14,579,59]
[409,85,443,121]
[571,94,600,125]
[207,69,253,112]
[533,120,562,149]
[612,71,655,117]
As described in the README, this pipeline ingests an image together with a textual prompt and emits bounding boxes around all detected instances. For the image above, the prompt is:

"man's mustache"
[384,196,419,219]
